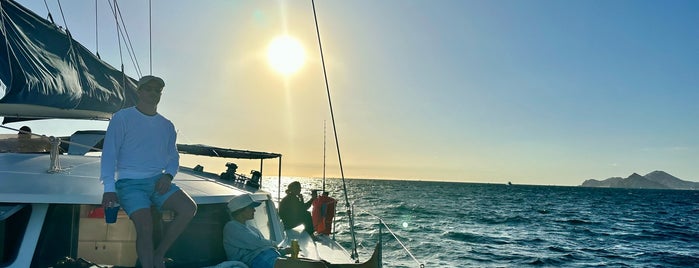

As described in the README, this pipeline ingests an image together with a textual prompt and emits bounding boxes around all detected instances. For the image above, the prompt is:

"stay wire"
[108,0,123,72]
[41,0,54,24]
[311,0,359,261]
[94,0,99,58]
[56,0,68,32]
[107,0,142,78]
[149,0,152,75]
[115,2,142,77]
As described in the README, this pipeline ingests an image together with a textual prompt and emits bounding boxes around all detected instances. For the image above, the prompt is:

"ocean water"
[262,178,699,268]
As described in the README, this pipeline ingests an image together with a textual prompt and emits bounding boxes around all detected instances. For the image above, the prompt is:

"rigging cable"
[310,0,359,261]
[55,0,68,33]
[109,0,123,73]
[41,0,54,24]
[149,0,152,74]
[115,2,142,78]
[94,0,99,58]
[108,0,143,78]
[109,0,128,109]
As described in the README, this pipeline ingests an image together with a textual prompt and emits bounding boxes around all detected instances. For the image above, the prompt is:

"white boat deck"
[0,151,364,267]
[284,226,355,264]
[0,153,250,204]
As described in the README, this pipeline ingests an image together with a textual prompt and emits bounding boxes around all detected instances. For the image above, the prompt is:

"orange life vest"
[312,195,337,235]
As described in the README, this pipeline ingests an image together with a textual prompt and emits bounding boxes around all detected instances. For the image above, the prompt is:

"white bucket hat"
[227,194,262,212]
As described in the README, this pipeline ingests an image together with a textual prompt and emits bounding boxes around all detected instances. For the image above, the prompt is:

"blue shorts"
[115,174,181,216]
[250,248,280,268]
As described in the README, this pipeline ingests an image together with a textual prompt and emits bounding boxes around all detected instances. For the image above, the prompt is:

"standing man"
[101,75,197,268]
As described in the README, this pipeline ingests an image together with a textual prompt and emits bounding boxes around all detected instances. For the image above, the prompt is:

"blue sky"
[3,0,698,185]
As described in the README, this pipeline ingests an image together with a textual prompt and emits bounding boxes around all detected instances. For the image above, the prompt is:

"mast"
[310,0,359,260]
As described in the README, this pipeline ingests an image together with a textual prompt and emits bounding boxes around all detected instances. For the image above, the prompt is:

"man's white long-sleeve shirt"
[100,107,179,192]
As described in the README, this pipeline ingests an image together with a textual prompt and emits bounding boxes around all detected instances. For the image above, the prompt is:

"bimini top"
[177,144,281,160]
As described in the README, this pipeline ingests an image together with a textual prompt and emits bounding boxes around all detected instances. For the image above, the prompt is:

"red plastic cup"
[105,204,120,224]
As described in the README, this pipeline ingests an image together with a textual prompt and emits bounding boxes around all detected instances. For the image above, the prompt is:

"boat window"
[249,201,274,240]
[66,131,105,155]
[0,204,31,266]
[0,134,51,153]
[166,204,229,267]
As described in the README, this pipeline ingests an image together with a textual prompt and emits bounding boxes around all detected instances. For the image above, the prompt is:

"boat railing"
[357,208,425,268]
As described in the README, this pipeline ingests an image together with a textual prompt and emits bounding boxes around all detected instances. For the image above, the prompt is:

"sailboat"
[0,0,383,267]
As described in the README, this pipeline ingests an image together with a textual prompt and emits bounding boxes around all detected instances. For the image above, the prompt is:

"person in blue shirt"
[100,75,197,268]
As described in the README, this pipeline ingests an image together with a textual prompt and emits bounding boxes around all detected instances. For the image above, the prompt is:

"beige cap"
[137,75,165,91]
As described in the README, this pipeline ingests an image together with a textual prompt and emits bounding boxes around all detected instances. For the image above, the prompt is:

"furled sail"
[0,0,138,123]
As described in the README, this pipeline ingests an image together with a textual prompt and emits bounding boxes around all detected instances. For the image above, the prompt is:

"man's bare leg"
[131,208,155,268]
[153,190,197,267]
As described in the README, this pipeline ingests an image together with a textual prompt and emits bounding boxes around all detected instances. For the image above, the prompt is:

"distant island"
[580,171,699,190]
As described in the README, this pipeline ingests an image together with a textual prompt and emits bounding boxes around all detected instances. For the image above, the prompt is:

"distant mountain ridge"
[581,171,699,190]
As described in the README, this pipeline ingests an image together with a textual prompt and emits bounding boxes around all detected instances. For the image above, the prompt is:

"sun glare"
[267,35,305,76]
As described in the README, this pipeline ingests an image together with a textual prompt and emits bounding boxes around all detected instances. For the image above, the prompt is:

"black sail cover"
[0,0,138,123]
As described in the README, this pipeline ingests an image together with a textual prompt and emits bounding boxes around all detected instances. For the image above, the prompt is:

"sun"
[267,35,305,76]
